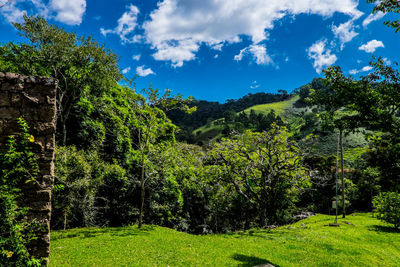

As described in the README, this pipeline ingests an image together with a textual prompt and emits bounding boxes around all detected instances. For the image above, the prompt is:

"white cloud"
[234,44,272,65]
[142,0,362,67]
[136,65,155,77]
[307,40,337,74]
[132,54,141,61]
[362,11,385,27]
[0,1,26,23]
[250,81,260,89]
[383,57,391,65]
[361,66,373,72]
[101,4,141,44]
[349,65,373,75]
[214,54,219,59]
[349,69,358,75]
[0,0,49,23]
[49,0,86,25]
[121,67,131,74]
[0,0,86,25]
[359,40,384,53]
[332,20,358,49]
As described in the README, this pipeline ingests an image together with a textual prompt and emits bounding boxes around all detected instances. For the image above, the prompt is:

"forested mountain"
[167,91,290,129]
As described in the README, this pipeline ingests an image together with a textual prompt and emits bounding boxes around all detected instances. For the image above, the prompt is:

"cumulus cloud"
[307,40,337,74]
[142,0,362,67]
[49,0,86,25]
[234,44,272,65]
[100,4,141,44]
[332,20,359,49]
[362,12,385,27]
[0,0,48,23]
[136,65,155,77]
[121,67,131,74]
[359,40,384,53]
[132,54,141,61]
[0,1,26,23]
[0,0,86,25]
[349,65,373,75]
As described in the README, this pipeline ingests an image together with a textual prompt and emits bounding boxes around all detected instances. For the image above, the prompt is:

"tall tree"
[0,15,123,145]
[133,86,195,228]
[209,126,309,226]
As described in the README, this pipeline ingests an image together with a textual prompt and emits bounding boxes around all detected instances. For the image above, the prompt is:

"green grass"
[49,213,400,266]
[243,95,300,116]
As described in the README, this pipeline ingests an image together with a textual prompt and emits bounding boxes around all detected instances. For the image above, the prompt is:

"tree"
[0,15,123,145]
[309,60,400,200]
[307,66,360,218]
[208,126,309,227]
[367,0,400,32]
[133,86,195,228]
[373,192,400,228]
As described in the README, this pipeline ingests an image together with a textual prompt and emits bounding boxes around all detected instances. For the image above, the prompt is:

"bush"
[0,118,42,266]
[373,192,400,229]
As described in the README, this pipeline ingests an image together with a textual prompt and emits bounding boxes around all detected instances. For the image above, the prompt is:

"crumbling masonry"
[0,72,57,263]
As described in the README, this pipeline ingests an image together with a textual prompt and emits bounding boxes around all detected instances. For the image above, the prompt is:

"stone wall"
[0,72,57,263]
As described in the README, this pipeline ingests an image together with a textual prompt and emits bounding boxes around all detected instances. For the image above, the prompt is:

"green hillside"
[193,95,300,142]
[242,95,300,116]
[49,213,400,266]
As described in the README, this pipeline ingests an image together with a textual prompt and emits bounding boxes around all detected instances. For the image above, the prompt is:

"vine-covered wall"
[0,72,57,263]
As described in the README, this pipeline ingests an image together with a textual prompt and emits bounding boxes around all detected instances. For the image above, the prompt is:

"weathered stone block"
[32,122,56,135]
[11,93,22,106]
[39,106,56,122]
[0,91,9,106]
[0,107,20,119]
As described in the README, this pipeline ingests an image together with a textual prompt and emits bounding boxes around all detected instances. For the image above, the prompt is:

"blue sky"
[1,0,399,102]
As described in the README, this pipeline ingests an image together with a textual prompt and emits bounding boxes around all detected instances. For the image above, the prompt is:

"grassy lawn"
[49,213,400,266]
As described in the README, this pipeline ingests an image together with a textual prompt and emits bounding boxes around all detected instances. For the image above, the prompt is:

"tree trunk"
[63,209,67,230]
[340,130,345,218]
[62,119,67,146]
[260,204,267,227]
[138,154,145,228]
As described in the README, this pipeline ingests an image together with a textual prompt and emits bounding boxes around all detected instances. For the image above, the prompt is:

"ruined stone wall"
[0,72,57,262]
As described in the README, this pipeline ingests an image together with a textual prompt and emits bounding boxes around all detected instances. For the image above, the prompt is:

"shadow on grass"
[367,225,400,233]
[232,253,280,267]
[51,225,155,241]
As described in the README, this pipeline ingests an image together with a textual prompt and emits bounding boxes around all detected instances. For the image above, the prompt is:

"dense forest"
[1,1,400,263]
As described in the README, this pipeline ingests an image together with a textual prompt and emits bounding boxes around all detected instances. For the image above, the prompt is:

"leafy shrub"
[0,118,42,266]
[373,192,400,229]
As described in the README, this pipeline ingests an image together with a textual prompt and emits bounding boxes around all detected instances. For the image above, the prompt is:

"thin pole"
[334,131,340,224]
[340,129,345,218]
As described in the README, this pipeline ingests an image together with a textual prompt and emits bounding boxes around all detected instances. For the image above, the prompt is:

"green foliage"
[373,192,400,228]
[0,118,42,266]
[53,146,101,229]
[367,0,400,32]
[242,95,299,116]
[0,15,124,145]
[208,126,309,226]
